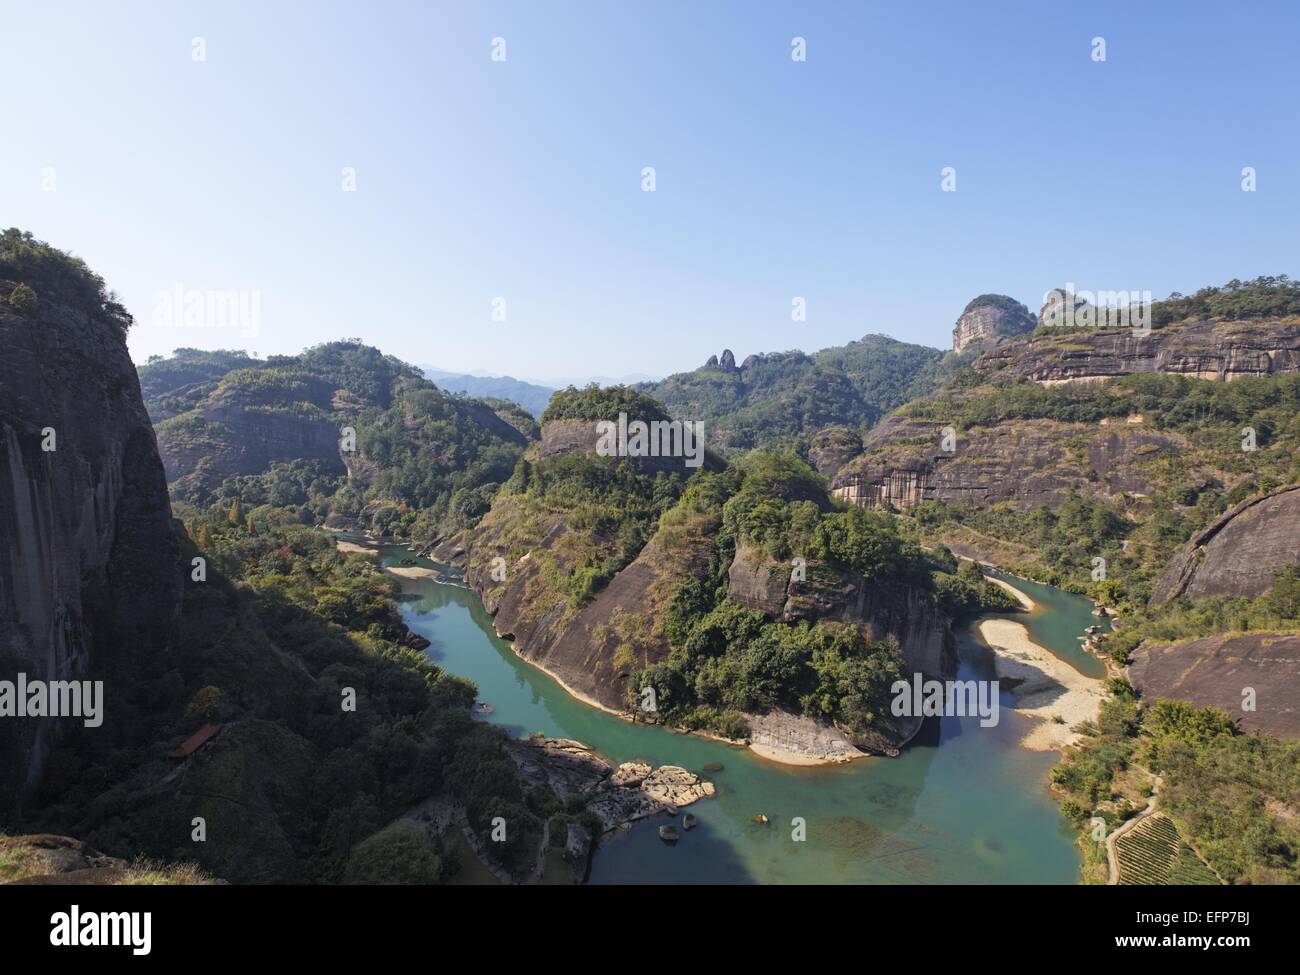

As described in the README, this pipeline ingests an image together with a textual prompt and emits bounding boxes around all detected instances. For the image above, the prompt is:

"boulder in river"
[611,761,652,788]
[641,766,716,806]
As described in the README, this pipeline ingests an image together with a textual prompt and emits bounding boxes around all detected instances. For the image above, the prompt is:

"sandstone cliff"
[726,544,954,750]
[1151,484,1300,604]
[952,294,1037,354]
[831,416,1182,511]
[830,317,1300,513]
[0,247,181,805]
[978,320,1300,386]
[450,457,718,711]
[1130,632,1300,739]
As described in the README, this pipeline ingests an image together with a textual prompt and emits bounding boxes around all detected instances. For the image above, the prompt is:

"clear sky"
[2,1,1296,383]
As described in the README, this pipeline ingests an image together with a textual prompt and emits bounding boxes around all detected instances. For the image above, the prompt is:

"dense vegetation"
[1151,274,1300,327]
[639,335,953,452]
[0,228,133,336]
[620,453,1010,739]
[141,342,535,542]
[1096,563,1300,666]
[24,511,555,883]
[899,371,1300,610]
[502,451,687,608]
[541,383,672,423]
[138,348,260,420]
[1054,681,1300,884]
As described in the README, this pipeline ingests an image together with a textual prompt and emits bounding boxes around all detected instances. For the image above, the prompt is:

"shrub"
[7,282,37,314]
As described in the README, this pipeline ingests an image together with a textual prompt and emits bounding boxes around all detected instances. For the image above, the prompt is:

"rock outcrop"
[952,294,1037,354]
[978,320,1300,386]
[506,737,714,837]
[1130,633,1300,739]
[831,417,1180,512]
[1151,485,1300,604]
[1038,287,1094,328]
[745,709,866,763]
[0,258,181,804]
[726,544,954,750]
[0,834,126,882]
[459,495,716,711]
[807,425,864,478]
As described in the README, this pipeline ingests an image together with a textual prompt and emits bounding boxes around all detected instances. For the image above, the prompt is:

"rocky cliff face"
[727,545,953,679]
[1130,632,1300,739]
[830,416,1181,512]
[952,294,1037,354]
[807,425,864,478]
[1151,484,1300,604]
[978,320,1300,385]
[831,317,1300,514]
[456,499,715,711]
[539,418,720,475]
[726,544,954,749]
[0,269,181,803]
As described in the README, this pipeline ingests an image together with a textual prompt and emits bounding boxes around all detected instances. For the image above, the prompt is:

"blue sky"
[2,1,1296,382]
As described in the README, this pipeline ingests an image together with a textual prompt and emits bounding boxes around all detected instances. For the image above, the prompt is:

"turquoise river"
[382,545,1108,884]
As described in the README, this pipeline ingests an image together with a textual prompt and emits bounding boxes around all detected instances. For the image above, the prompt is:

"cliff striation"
[952,294,1037,354]
[0,234,181,804]
[1151,484,1300,604]
[978,320,1300,386]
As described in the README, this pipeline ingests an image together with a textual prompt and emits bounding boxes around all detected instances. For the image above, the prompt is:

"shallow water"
[384,546,1096,884]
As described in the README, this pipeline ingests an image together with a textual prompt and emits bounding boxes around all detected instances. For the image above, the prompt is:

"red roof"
[168,723,222,759]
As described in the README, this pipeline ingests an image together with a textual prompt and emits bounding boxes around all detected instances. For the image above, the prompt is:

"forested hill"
[139,342,537,540]
[637,333,955,452]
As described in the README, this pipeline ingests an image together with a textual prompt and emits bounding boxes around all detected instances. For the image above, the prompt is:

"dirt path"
[1105,775,1162,885]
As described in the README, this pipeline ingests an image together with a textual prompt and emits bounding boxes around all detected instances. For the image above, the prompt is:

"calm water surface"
[382,545,1100,884]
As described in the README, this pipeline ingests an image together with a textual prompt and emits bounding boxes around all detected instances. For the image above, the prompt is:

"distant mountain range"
[420,369,556,416]
[419,367,662,416]
[636,334,956,451]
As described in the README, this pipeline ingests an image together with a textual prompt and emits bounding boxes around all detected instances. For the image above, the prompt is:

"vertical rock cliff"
[0,236,181,806]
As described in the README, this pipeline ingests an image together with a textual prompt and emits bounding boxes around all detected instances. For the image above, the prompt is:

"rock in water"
[641,766,715,806]
[658,825,679,843]
[611,760,652,788]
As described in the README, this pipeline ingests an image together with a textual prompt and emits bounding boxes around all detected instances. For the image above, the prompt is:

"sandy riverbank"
[978,618,1105,751]
[335,539,378,556]
[385,565,441,580]
[746,709,866,766]
[988,576,1036,611]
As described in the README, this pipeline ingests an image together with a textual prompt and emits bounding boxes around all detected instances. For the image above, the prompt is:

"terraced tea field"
[1115,815,1220,885]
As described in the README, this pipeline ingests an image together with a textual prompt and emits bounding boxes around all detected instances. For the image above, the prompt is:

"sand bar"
[978,618,1104,750]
